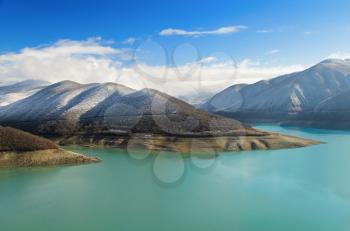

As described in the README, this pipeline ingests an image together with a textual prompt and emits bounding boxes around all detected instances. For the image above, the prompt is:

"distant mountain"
[0,80,317,152]
[202,59,350,128]
[0,79,50,106]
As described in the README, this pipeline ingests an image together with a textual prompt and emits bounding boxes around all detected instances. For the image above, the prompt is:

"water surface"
[1,126,350,231]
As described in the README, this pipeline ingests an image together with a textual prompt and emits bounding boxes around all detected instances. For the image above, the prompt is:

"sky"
[1,0,350,99]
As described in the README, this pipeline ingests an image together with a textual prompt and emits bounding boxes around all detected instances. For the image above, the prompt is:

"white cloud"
[0,38,124,84]
[0,38,305,99]
[159,26,247,36]
[256,29,273,33]
[326,52,350,60]
[265,49,280,55]
[199,56,219,64]
[122,37,136,45]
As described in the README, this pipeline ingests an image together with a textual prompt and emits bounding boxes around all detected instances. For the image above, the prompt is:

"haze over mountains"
[202,59,350,129]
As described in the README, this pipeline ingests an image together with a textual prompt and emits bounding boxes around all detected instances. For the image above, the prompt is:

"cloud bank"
[0,38,306,99]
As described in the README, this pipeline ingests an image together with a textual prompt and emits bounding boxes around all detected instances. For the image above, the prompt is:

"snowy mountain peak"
[203,59,350,121]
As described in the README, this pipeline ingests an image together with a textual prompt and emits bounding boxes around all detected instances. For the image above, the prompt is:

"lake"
[1,125,350,231]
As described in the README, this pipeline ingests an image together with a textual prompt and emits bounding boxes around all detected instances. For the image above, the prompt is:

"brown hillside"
[0,126,58,152]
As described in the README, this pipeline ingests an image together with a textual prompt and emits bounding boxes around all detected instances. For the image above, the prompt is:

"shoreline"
[56,133,321,154]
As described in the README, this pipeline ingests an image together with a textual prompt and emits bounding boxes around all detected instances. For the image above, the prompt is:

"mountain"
[0,81,257,136]
[203,59,350,127]
[0,126,99,168]
[0,79,50,106]
[0,81,318,152]
[0,81,134,134]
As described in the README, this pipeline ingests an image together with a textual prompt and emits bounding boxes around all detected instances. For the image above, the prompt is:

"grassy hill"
[0,126,58,152]
[0,126,99,168]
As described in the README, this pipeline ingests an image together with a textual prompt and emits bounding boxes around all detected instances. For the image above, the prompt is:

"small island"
[0,126,99,168]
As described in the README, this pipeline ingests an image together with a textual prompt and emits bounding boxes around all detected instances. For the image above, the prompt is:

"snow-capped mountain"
[202,59,350,127]
[0,81,135,134]
[0,80,255,136]
[0,79,50,106]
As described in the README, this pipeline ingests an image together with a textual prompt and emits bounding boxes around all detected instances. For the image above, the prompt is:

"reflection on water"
[0,126,350,231]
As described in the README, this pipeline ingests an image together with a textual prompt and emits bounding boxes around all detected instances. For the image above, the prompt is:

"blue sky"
[1,0,350,98]
[1,0,350,64]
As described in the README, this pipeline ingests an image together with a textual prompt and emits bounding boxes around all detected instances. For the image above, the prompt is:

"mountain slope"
[315,88,350,112]
[0,79,50,106]
[0,126,57,152]
[203,84,247,112]
[295,88,350,128]
[203,59,350,126]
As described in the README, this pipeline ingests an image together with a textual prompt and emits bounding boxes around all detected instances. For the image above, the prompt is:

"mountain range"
[0,80,316,152]
[202,59,350,129]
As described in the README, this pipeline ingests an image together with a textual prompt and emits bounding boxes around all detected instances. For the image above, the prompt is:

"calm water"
[1,126,350,231]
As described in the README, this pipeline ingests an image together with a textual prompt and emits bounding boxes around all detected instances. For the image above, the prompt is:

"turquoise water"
[1,126,350,231]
